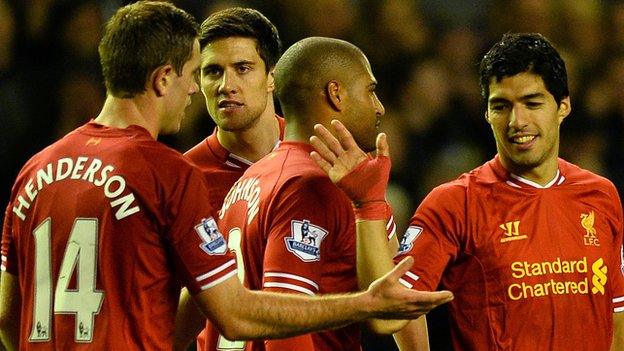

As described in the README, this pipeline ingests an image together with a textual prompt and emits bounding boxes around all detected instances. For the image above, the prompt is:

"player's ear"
[325,80,342,112]
[557,96,571,124]
[150,64,174,97]
[267,67,275,93]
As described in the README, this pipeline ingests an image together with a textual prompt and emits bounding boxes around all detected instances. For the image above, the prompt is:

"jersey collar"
[491,155,565,189]
[205,115,284,170]
[206,129,253,170]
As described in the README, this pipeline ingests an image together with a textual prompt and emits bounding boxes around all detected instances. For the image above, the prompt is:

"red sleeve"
[261,176,351,350]
[167,167,237,295]
[262,176,352,295]
[385,202,397,241]
[607,186,624,313]
[265,335,315,351]
[393,183,466,291]
[1,203,17,274]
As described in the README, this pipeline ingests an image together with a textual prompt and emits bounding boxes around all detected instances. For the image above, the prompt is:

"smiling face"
[200,36,274,132]
[486,71,570,180]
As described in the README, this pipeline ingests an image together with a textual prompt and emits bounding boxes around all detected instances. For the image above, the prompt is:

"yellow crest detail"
[581,211,600,246]
[591,258,607,294]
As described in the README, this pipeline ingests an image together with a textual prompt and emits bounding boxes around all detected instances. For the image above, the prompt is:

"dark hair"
[98,1,199,98]
[479,33,569,105]
[275,37,364,120]
[199,7,281,71]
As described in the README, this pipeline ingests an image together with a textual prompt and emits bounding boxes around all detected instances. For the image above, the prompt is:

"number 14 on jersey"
[31,218,104,343]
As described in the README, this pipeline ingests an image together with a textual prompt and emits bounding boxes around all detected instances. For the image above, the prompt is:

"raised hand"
[366,257,453,320]
[310,120,391,220]
[310,120,389,184]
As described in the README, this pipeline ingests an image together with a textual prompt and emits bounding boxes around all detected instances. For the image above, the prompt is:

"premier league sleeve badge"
[284,219,328,262]
[195,217,227,255]
[397,226,423,255]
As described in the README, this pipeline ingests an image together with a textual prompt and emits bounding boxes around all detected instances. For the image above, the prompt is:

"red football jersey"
[395,156,624,351]
[217,142,360,351]
[184,116,285,219]
[1,122,236,350]
[185,117,287,351]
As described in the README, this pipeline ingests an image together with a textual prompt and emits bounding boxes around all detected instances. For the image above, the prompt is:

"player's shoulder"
[184,137,208,159]
[252,147,342,201]
[249,142,321,177]
[558,158,622,212]
[275,149,331,187]
[559,158,615,189]
[427,164,483,197]
[78,123,201,181]
[184,135,218,168]
[418,162,493,210]
[13,127,88,180]
[423,177,469,209]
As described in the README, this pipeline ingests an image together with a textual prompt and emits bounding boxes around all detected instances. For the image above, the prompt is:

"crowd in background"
[2,1,624,348]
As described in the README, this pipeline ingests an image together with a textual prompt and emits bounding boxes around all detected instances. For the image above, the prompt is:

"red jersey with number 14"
[1,122,236,350]
[395,156,624,351]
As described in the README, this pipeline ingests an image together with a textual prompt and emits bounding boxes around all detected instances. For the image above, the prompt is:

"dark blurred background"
[3,0,624,349]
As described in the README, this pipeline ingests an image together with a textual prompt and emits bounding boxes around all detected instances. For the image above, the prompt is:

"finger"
[330,120,361,153]
[309,135,338,165]
[375,133,390,157]
[386,256,414,281]
[410,290,454,306]
[310,151,333,175]
[314,123,347,156]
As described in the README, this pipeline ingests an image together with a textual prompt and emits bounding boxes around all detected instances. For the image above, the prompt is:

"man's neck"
[283,111,332,144]
[283,122,313,144]
[94,95,159,139]
[500,155,560,187]
[217,111,280,162]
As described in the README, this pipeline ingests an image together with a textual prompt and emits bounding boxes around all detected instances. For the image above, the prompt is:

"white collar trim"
[508,170,564,189]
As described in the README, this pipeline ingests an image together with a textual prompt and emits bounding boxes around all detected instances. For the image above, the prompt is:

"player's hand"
[310,119,390,185]
[310,120,391,219]
[366,257,453,320]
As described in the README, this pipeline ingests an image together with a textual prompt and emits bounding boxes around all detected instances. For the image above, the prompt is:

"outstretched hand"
[367,257,453,320]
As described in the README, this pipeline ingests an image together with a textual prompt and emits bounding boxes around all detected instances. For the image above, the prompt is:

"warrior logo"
[195,217,227,255]
[500,220,527,243]
[285,220,328,262]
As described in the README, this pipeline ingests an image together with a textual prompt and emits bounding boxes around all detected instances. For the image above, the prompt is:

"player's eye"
[202,66,222,77]
[490,103,508,112]
[236,65,251,74]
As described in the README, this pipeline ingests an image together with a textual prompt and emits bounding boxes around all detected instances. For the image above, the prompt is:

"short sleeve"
[393,183,466,291]
[264,334,315,351]
[262,176,352,296]
[1,203,17,274]
[607,186,624,313]
[384,202,397,241]
[167,167,237,295]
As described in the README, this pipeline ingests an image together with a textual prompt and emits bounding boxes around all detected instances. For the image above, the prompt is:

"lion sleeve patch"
[195,217,227,255]
[397,226,423,255]
[284,219,328,262]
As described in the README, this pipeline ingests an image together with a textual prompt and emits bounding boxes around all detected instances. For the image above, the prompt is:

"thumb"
[376,133,390,157]
[386,256,413,281]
